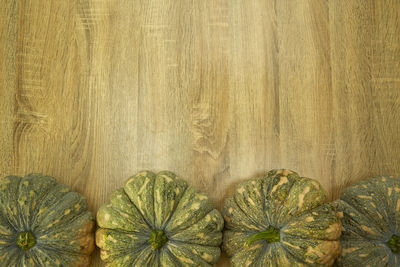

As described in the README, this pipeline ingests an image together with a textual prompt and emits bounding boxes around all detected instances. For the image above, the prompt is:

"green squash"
[333,175,400,266]
[222,169,341,266]
[0,174,95,266]
[96,170,224,266]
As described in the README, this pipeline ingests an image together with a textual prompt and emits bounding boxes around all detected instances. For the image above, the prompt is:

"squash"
[0,174,95,266]
[333,175,400,266]
[222,169,341,266]
[96,170,224,266]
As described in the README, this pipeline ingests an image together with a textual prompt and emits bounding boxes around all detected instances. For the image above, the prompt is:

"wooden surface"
[1,0,400,266]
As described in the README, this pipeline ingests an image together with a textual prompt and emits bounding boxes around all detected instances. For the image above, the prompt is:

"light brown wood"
[1,0,399,266]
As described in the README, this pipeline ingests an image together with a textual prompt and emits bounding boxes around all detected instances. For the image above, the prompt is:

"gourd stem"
[149,229,168,250]
[16,231,36,251]
[387,235,400,253]
[245,226,280,248]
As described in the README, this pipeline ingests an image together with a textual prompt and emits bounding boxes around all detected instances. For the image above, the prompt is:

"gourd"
[333,175,400,266]
[222,169,341,266]
[96,170,224,266]
[0,174,95,266]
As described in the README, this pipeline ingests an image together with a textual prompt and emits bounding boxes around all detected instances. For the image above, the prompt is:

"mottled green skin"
[222,169,341,267]
[333,175,400,267]
[0,174,95,266]
[96,170,224,266]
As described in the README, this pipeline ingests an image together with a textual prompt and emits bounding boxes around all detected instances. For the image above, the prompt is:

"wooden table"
[1,1,399,266]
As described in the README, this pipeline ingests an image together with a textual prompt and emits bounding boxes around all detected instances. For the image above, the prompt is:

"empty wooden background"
[1,0,399,266]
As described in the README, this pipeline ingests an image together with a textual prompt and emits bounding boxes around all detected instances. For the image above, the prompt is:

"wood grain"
[1,0,399,266]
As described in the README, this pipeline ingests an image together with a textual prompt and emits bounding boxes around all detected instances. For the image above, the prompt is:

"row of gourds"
[0,169,398,266]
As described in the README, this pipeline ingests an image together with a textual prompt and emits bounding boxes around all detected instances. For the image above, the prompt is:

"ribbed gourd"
[96,170,224,266]
[0,174,95,266]
[333,175,400,266]
[222,169,341,266]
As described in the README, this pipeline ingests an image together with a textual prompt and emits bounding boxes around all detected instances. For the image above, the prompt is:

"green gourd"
[96,170,224,266]
[333,175,400,266]
[0,174,95,266]
[222,169,341,266]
